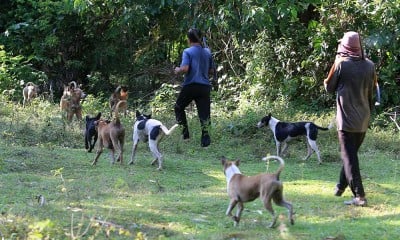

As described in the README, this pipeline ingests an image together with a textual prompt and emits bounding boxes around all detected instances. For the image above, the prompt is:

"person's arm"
[175,49,190,74]
[174,65,189,74]
[324,63,336,87]
[324,58,343,93]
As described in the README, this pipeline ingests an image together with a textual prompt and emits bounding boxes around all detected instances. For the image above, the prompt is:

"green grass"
[0,99,399,239]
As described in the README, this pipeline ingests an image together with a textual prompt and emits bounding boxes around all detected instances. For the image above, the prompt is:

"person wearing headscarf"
[324,31,377,206]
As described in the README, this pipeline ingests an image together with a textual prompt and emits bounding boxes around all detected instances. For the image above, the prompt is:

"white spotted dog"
[23,82,39,107]
[257,113,330,164]
[128,110,179,170]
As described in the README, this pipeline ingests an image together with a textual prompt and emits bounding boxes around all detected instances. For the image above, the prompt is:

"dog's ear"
[235,159,240,166]
[95,112,101,119]
[136,110,141,117]
[221,156,226,165]
[85,115,89,121]
[268,113,271,117]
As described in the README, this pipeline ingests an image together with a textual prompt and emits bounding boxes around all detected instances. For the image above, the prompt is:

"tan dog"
[92,100,126,165]
[109,86,128,117]
[23,82,38,107]
[60,84,71,112]
[60,81,86,122]
[221,156,294,228]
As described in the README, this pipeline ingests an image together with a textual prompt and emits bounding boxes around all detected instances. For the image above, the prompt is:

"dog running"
[22,82,39,107]
[92,101,126,165]
[128,110,179,170]
[84,112,101,153]
[222,155,294,227]
[257,113,329,164]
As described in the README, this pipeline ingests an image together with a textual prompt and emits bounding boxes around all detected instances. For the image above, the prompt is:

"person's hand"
[212,80,219,91]
[174,67,180,75]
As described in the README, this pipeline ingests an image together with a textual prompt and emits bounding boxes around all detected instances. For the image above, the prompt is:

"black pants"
[174,83,211,133]
[337,130,366,198]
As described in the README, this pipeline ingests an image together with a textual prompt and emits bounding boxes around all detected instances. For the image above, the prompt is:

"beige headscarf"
[337,31,363,58]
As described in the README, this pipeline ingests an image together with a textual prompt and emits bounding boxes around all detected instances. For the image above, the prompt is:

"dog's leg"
[85,132,90,151]
[307,139,322,164]
[303,140,313,161]
[233,202,244,226]
[149,140,163,170]
[304,140,322,163]
[109,150,116,164]
[281,142,289,156]
[273,198,294,226]
[261,191,277,228]
[110,137,121,164]
[226,199,238,225]
[67,111,73,123]
[118,138,124,164]
[272,188,295,226]
[128,138,139,165]
[279,200,294,225]
[276,141,281,156]
[90,134,98,153]
[92,143,103,165]
[76,109,82,121]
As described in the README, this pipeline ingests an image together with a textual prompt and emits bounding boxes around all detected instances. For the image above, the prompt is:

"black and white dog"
[257,113,329,164]
[84,112,101,153]
[128,110,179,170]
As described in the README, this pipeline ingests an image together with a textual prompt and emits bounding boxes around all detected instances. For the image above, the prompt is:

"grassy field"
[0,98,399,240]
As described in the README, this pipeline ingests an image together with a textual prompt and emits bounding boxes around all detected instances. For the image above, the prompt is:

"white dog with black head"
[257,113,330,164]
[128,110,179,170]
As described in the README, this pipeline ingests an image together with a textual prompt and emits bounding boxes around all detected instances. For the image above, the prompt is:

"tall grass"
[0,95,399,239]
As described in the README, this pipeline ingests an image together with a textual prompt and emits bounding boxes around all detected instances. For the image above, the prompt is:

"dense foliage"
[1,0,399,108]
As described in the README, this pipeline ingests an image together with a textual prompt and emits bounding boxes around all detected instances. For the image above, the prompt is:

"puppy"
[85,112,101,152]
[222,156,294,227]
[257,113,329,164]
[22,82,38,107]
[109,86,128,117]
[128,110,179,170]
[92,101,126,165]
[60,81,87,122]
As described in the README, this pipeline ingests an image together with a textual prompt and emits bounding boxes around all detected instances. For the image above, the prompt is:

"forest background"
[1,0,399,112]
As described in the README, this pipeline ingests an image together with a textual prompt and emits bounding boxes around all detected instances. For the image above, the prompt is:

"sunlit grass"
[1,99,400,239]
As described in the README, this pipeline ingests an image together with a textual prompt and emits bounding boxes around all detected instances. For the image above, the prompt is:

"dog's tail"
[314,123,330,131]
[262,155,285,176]
[114,100,127,122]
[160,124,179,136]
[69,81,77,89]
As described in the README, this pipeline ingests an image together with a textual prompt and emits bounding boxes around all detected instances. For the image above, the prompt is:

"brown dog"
[60,84,71,112]
[92,100,126,165]
[221,156,294,228]
[109,86,128,117]
[23,82,38,107]
[60,81,86,122]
